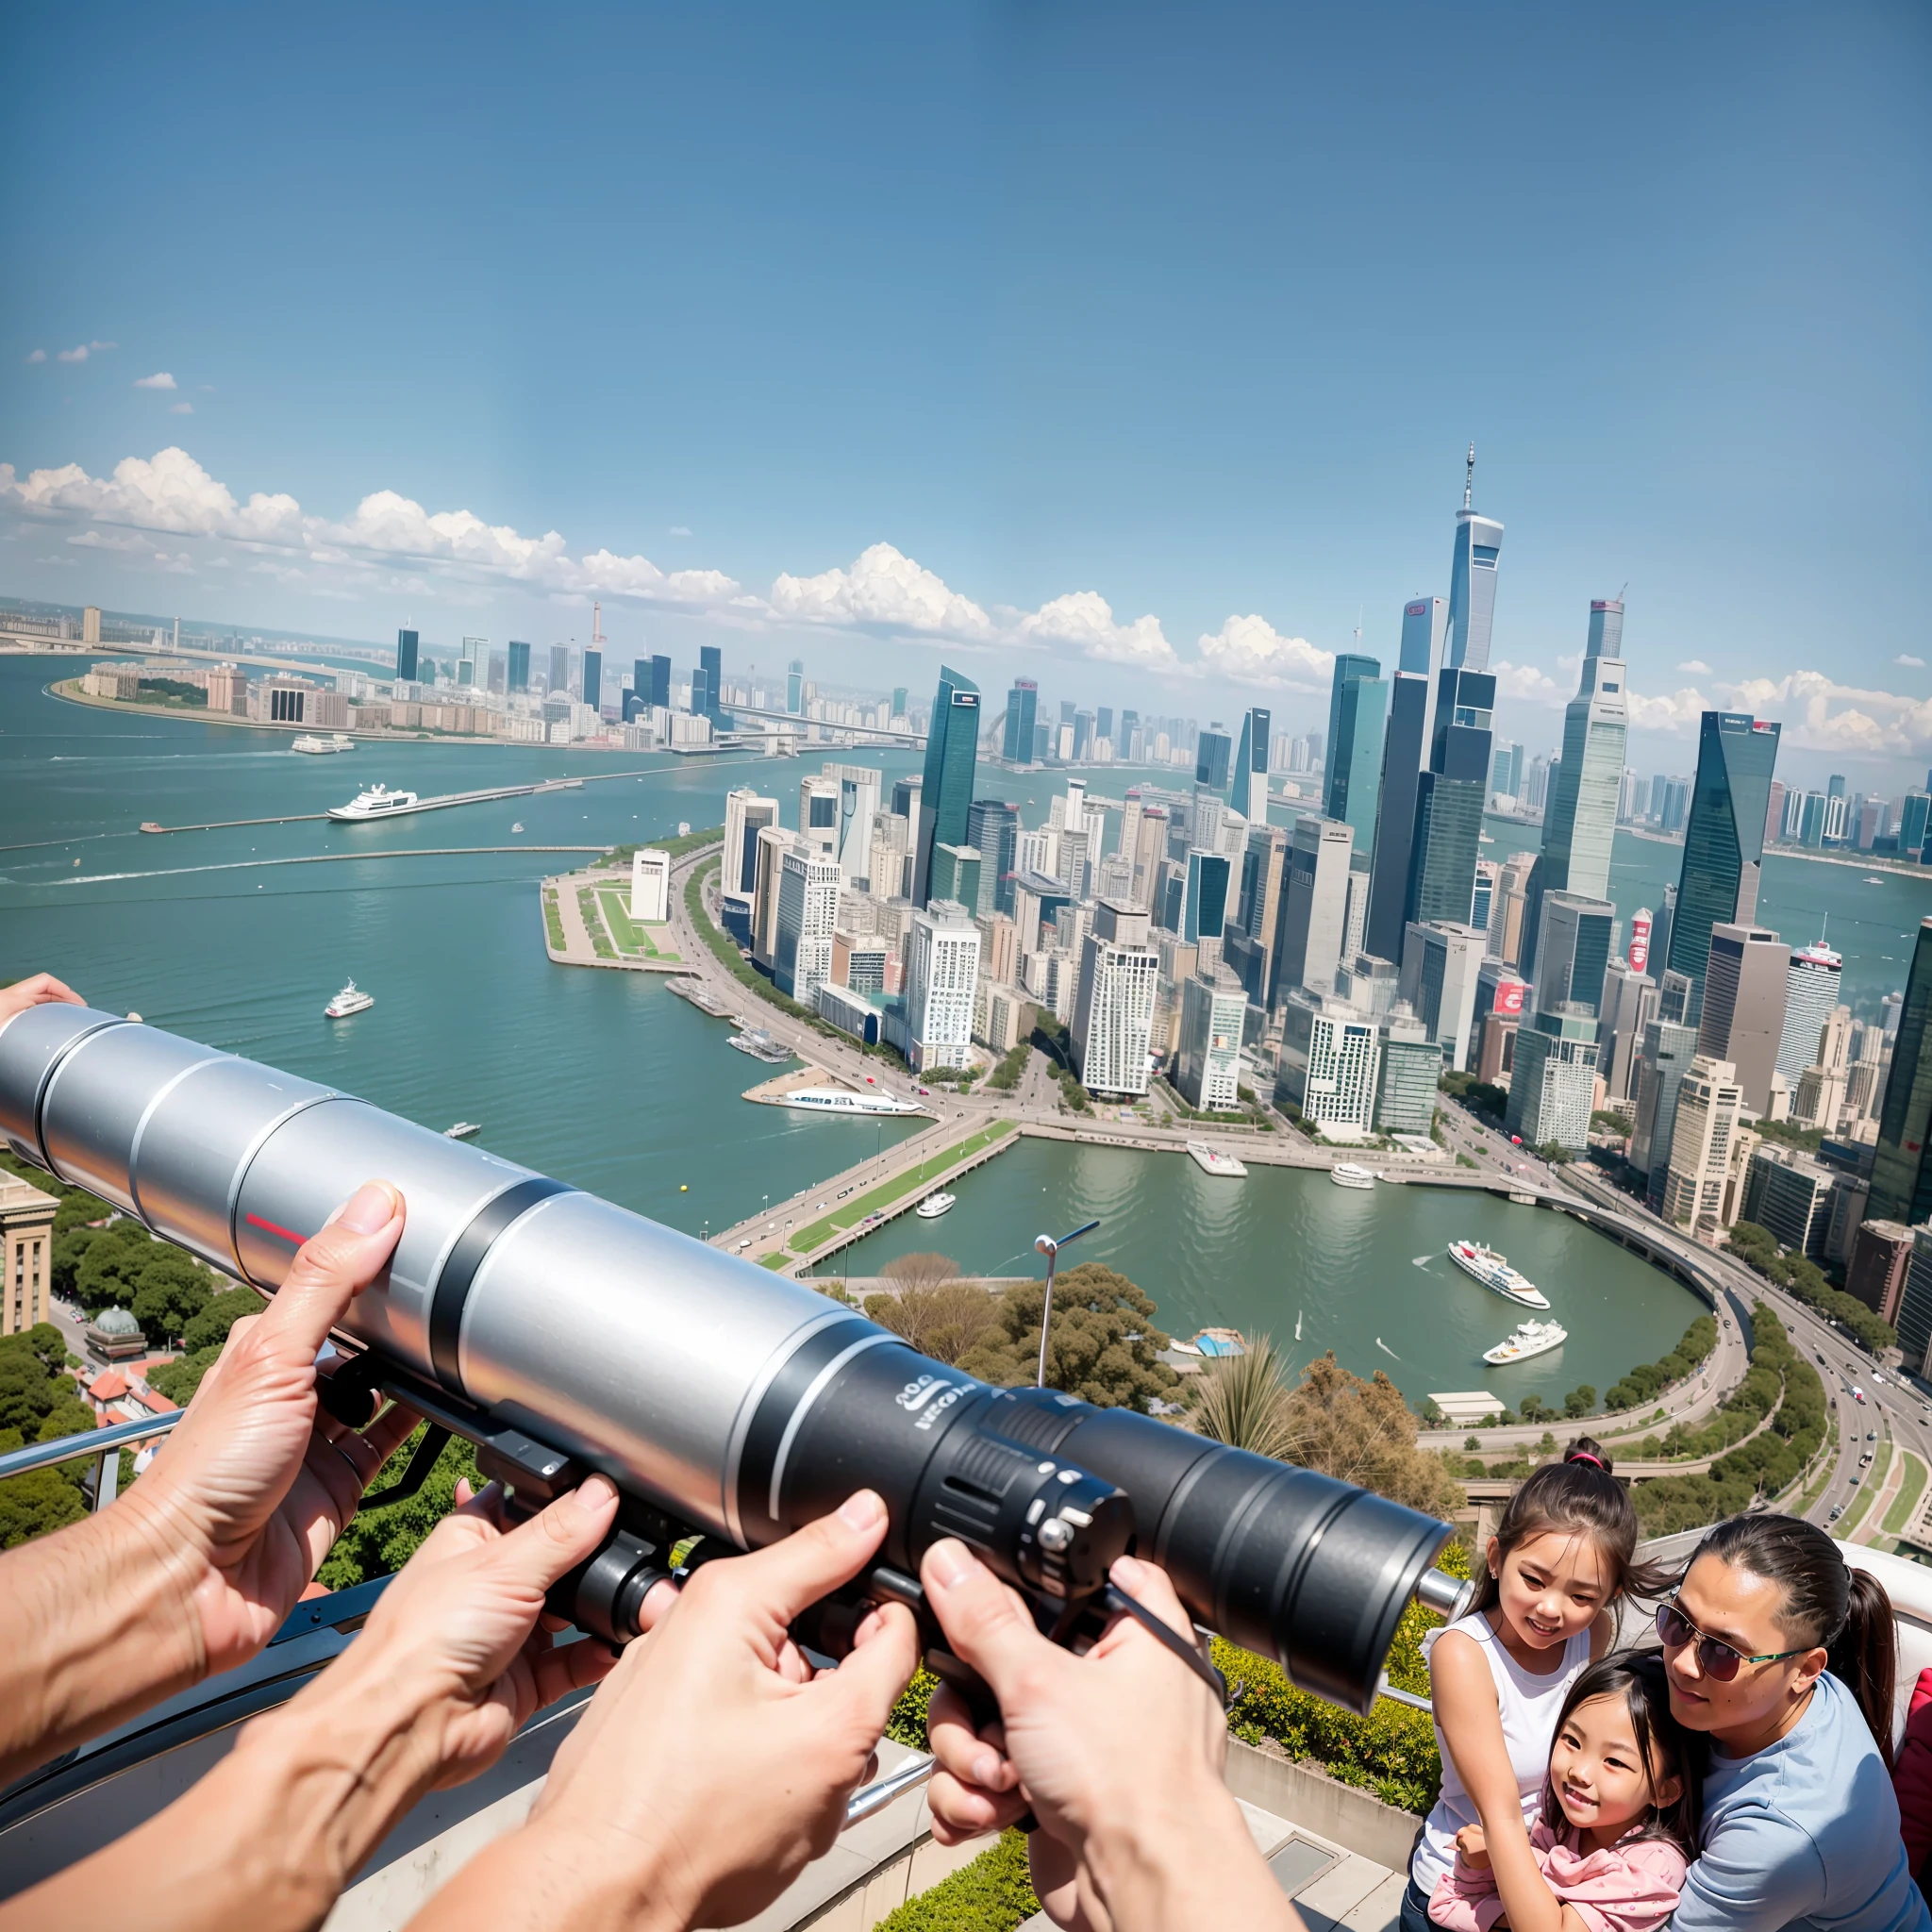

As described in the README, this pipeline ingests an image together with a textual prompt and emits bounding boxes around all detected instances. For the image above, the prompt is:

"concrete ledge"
[1222,1738,1422,1875]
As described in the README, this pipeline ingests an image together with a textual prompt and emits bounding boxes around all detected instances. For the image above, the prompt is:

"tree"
[957,1263,1180,1412]
[864,1282,1002,1366]
[74,1221,157,1314]
[183,1288,263,1354]
[880,1253,960,1294]
[149,1344,223,1407]
[130,1249,212,1345]
[51,1225,101,1299]
[1191,1334,1295,1460]
[0,1350,59,1434]
[0,1455,88,1548]
[1563,1385,1597,1419]
[0,1324,69,1379]
[1276,1353,1464,1519]
[317,1424,482,1590]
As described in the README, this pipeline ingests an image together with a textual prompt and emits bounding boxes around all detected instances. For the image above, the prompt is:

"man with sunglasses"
[1655,1514,1927,1932]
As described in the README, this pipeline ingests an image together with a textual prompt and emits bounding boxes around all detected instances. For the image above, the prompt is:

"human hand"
[0,971,84,1028]
[415,1491,919,1932]
[129,1179,423,1677]
[1457,1823,1491,1870]
[920,1541,1294,1932]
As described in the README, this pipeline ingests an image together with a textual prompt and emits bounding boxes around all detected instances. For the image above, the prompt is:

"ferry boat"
[442,1122,481,1140]
[324,980,374,1019]
[1483,1319,1569,1365]
[291,734,354,754]
[726,1030,791,1064]
[1330,1162,1377,1190]
[1447,1240,1551,1309]
[1186,1141,1248,1178]
[914,1191,957,1220]
[779,1087,924,1117]
[327,784,420,821]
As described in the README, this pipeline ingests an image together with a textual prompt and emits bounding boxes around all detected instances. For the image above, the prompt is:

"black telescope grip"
[357,1424,451,1508]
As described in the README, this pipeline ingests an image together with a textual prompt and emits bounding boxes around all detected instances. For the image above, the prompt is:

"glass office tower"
[1445,450,1504,673]
[1667,711,1782,1018]
[1196,727,1232,792]
[912,664,981,906]
[395,628,419,682]
[1872,917,1932,1230]
[581,648,602,713]
[508,641,531,692]
[1326,667,1387,861]
[1364,672,1432,962]
[1231,707,1271,821]
[1003,680,1039,764]
[1406,667,1496,927]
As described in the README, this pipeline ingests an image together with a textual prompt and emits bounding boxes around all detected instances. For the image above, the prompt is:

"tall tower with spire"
[1446,443,1505,672]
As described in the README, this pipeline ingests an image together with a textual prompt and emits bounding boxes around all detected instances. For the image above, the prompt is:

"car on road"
[1829,1504,1845,1522]
[1869,1431,1878,1441]
[736,1238,753,1250]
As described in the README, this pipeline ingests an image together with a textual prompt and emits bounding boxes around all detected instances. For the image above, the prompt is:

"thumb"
[484,1474,622,1597]
[708,1490,891,1629]
[261,1181,405,1358]
[921,1539,1057,1707]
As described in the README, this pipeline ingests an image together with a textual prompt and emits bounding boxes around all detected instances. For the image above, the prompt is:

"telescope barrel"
[0,1005,1451,1713]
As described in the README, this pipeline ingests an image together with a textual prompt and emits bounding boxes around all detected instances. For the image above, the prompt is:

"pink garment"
[1427,1817,1688,1932]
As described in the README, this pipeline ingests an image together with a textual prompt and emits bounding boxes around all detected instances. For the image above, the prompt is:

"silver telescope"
[0,1005,1457,1714]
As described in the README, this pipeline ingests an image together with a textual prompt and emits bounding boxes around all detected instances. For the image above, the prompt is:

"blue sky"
[4,3,1928,788]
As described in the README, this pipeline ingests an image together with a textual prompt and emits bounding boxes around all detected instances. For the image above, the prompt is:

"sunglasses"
[1655,1601,1807,1681]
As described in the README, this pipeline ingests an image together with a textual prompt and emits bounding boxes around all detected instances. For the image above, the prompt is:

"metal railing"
[0,1410,183,1511]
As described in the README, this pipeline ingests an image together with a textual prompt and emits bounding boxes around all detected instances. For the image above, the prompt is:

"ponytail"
[1692,1514,1897,1766]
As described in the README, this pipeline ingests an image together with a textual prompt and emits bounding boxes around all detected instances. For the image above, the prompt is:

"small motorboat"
[325,980,374,1019]
[443,1122,481,1140]
[915,1191,958,1220]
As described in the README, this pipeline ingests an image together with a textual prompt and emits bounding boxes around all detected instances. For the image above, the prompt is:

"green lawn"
[1844,1438,1892,1536]
[1884,1449,1927,1538]
[596,885,679,961]
[576,888,616,958]
[786,1121,1017,1254]
[541,890,566,953]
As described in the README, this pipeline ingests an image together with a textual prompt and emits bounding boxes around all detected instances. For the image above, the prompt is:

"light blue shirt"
[1673,1672,1929,1932]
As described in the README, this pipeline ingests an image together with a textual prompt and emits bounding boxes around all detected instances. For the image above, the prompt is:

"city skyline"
[4,6,1928,790]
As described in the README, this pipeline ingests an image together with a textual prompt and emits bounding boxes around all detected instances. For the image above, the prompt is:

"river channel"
[4,651,1921,1401]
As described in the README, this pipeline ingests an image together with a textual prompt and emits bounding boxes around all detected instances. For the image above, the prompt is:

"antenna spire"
[1463,442,1475,510]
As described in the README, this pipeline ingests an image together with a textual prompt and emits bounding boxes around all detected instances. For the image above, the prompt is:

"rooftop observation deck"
[5,1420,1931,1931]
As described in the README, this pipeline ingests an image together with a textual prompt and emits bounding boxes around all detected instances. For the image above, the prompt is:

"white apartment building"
[1661,1056,1744,1242]
[1071,900,1158,1098]
[628,848,671,924]
[722,788,779,900]
[798,776,841,863]
[774,847,842,1007]
[905,900,981,1073]
[821,763,882,882]
[1174,969,1246,1112]
[1275,989,1382,1137]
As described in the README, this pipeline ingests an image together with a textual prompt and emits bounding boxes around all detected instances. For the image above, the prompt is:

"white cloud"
[1619,668,1932,756]
[55,341,115,364]
[1677,658,1712,675]
[1898,654,1926,669]
[1626,685,1713,733]
[1489,658,1566,705]
[57,346,88,363]
[169,402,192,415]
[771,541,992,638]
[1193,614,1328,689]
[25,349,45,364]
[669,525,691,537]
[134,372,177,391]
[1023,591,1177,670]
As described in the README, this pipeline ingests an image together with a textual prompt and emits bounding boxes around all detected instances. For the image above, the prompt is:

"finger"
[926,1769,1029,1840]
[455,1479,508,1528]
[260,1181,406,1362]
[632,1576,680,1635]
[696,1490,890,1634]
[927,1683,1017,1791]
[1106,1556,1195,1647]
[921,1539,1059,1709]
[477,1474,620,1599]
[530,1629,619,1708]
[814,1600,917,1736]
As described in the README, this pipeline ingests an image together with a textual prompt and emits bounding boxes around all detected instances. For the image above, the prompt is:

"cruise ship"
[1330,1162,1377,1190]
[1483,1319,1568,1365]
[326,784,419,821]
[779,1087,924,1117]
[1446,1240,1551,1309]
[324,980,374,1019]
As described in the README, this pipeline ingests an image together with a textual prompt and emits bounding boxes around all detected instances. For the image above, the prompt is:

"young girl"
[1401,1441,1671,1932]
[1430,1653,1703,1932]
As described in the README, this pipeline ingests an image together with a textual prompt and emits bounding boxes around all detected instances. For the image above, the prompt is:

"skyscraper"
[774,847,841,1006]
[1406,666,1495,928]
[633,658,652,712]
[1506,1008,1599,1152]
[1399,920,1488,1070]
[967,797,1021,918]
[892,686,908,718]
[1182,849,1232,946]
[912,665,980,906]
[1324,658,1385,858]
[905,902,981,1073]
[1398,596,1451,747]
[1364,671,1431,961]
[646,655,672,708]
[508,641,531,692]
[1445,446,1503,672]
[1697,924,1790,1116]
[822,763,882,883]
[1667,711,1782,1017]
[548,644,573,697]
[1273,816,1355,1002]
[1230,708,1271,822]
[1523,599,1628,971]
[787,660,804,714]
[1871,916,1932,1229]
[1072,900,1158,1098]
[1632,1018,1702,1194]
[581,648,602,713]
[396,628,419,683]
[722,788,779,902]
[700,644,726,724]
[1777,941,1844,1083]
[1003,680,1039,764]
[1531,892,1616,1021]
[1596,960,1658,1104]
[1195,726,1232,793]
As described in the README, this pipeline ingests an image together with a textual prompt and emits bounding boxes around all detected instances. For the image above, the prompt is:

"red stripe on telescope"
[244,1211,308,1247]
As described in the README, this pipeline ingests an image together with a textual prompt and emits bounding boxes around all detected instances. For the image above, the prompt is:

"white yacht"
[915,1191,957,1220]
[443,1122,481,1140]
[1447,1240,1551,1310]
[1330,1162,1377,1191]
[291,733,354,755]
[1483,1320,1569,1366]
[778,1087,924,1117]
[324,980,374,1019]
[327,784,421,822]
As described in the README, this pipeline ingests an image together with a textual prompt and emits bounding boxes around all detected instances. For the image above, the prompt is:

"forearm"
[0,1649,447,1932]
[0,1484,204,1782]
[1085,1787,1302,1932]
[404,1817,690,1932]
[1482,1827,1563,1932]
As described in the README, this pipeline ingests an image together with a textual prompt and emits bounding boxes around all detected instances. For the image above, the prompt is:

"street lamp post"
[1033,1219,1100,1388]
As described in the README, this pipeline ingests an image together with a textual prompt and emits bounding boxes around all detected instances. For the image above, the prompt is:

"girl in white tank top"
[1400,1442,1667,1932]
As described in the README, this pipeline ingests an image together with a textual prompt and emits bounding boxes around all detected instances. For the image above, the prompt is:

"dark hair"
[1692,1513,1897,1766]
[1466,1438,1677,1622]
[1540,1652,1706,1857]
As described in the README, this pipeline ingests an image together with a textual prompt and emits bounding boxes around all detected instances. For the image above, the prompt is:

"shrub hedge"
[1603,1315,1717,1413]
[873,1830,1038,1932]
